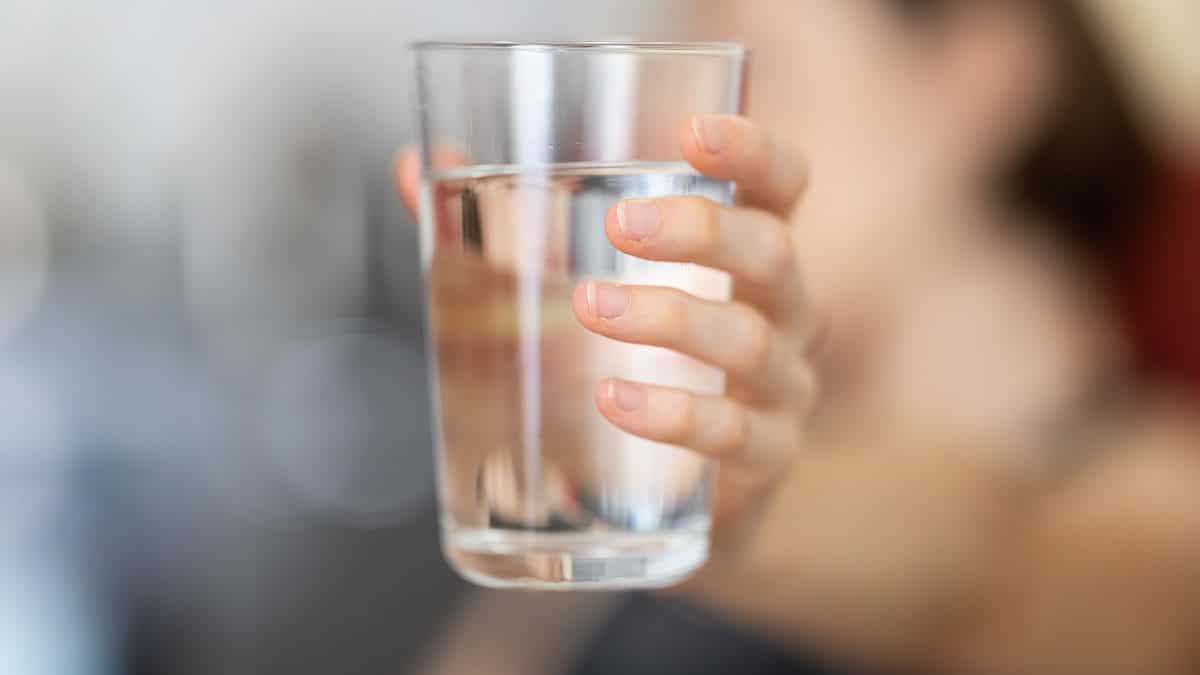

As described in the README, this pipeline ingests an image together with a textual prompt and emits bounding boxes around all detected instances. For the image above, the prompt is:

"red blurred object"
[1124,163,1200,399]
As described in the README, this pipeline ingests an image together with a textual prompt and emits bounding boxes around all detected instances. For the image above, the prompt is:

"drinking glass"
[413,41,746,588]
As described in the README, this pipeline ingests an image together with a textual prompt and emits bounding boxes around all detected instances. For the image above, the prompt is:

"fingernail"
[609,380,644,412]
[617,200,660,241]
[586,281,630,319]
[691,115,726,154]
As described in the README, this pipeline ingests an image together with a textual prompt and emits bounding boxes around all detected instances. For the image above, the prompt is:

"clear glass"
[413,41,746,589]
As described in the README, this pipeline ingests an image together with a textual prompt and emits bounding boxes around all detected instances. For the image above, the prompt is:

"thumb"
[393,148,422,216]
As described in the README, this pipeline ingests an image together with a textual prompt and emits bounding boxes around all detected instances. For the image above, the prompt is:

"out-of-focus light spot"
[0,161,49,348]
[260,327,434,527]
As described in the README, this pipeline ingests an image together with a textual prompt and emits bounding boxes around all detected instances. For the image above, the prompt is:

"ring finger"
[572,281,801,403]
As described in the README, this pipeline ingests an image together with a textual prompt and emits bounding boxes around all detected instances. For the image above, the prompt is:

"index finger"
[680,115,807,217]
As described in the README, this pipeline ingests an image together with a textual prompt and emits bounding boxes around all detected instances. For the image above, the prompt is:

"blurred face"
[723,0,1062,312]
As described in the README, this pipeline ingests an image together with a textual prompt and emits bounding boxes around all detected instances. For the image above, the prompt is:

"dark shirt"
[570,594,854,675]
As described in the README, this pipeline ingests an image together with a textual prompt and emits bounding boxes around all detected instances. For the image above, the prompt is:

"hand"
[570,116,819,532]
[395,115,819,541]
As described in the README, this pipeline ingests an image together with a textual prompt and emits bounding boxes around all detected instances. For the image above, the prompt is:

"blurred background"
[0,2,697,673]
[0,1,1196,674]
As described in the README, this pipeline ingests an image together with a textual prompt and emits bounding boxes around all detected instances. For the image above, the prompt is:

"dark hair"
[885,0,1158,263]
[1009,1,1156,262]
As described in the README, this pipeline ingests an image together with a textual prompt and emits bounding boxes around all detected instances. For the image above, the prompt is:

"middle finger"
[571,281,799,403]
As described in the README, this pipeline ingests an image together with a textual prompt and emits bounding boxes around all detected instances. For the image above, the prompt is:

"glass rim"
[411,40,745,57]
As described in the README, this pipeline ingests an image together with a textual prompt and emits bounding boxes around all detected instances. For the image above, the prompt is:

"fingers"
[604,195,802,317]
[595,378,800,469]
[572,281,804,403]
[680,115,807,217]
[394,148,421,214]
[392,146,472,216]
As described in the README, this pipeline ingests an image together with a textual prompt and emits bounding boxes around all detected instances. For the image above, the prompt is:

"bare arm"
[679,409,1200,675]
[395,116,1200,674]
[947,409,1200,675]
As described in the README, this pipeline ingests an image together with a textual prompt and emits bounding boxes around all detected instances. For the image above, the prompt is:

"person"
[398,1,1200,673]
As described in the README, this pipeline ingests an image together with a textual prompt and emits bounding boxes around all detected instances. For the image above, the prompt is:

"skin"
[399,117,1200,675]
[400,4,1200,672]
[398,115,816,530]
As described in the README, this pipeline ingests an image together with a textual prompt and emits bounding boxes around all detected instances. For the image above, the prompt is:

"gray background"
[0,2,699,674]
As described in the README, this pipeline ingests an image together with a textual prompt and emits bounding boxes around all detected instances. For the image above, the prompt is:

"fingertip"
[394,147,419,182]
[594,378,643,427]
[594,378,628,427]
[605,199,664,256]
[679,117,703,157]
[680,115,741,179]
[594,377,616,411]
[679,117,713,175]
[431,146,471,171]
[682,115,807,216]
[571,281,594,324]
[603,201,624,246]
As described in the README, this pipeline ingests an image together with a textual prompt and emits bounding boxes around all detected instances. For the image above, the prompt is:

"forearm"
[678,439,1026,670]
[944,432,1200,675]
[679,424,1200,674]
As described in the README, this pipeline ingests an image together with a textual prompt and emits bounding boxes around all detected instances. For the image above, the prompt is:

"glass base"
[443,528,708,590]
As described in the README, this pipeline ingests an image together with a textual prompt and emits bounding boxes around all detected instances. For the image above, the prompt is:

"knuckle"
[758,221,795,282]
[795,363,821,416]
[722,115,752,152]
[772,143,807,206]
[731,306,774,375]
[660,391,698,444]
[714,401,750,457]
[781,358,820,419]
[752,132,806,215]
[750,132,777,182]
[737,125,776,184]
[654,289,692,349]
[665,196,721,260]
[694,199,723,259]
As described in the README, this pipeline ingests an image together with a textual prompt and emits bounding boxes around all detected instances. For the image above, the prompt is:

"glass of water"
[413,41,746,589]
